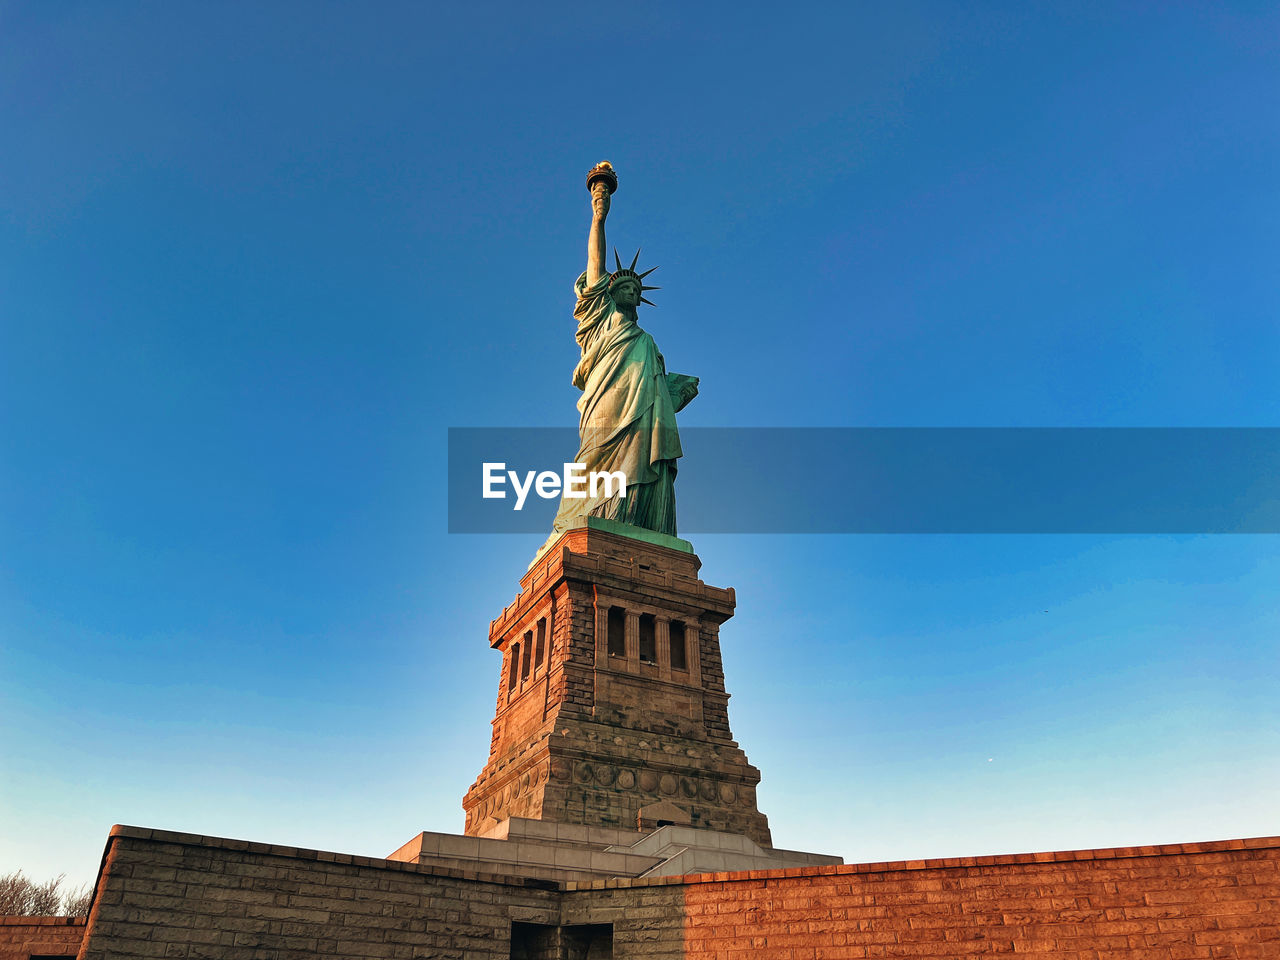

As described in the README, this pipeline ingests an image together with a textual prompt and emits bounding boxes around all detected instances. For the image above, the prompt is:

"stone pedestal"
[463,519,773,847]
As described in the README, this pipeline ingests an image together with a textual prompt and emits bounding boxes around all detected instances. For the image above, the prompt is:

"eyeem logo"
[482,463,627,511]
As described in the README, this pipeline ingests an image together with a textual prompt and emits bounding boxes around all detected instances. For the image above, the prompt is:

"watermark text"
[482,462,627,510]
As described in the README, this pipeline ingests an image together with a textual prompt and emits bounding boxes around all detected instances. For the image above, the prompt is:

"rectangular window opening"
[521,630,533,680]
[607,606,626,658]
[534,618,546,670]
[670,620,687,671]
[638,613,656,664]
[508,643,519,692]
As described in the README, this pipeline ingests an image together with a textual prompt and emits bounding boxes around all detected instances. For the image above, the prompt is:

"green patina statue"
[544,162,698,546]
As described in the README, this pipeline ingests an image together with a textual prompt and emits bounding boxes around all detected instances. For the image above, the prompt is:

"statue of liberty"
[543,162,698,548]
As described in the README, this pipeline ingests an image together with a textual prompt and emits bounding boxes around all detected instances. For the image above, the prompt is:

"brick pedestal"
[463,521,772,847]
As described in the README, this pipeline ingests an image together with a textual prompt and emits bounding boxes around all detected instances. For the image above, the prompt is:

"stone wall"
[0,917,85,960]
[71,826,1280,959]
[78,826,559,960]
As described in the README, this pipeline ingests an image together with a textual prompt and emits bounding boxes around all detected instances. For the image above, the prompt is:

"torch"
[586,161,618,196]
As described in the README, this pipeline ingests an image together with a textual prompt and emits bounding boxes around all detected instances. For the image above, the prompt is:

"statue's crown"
[609,248,660,305]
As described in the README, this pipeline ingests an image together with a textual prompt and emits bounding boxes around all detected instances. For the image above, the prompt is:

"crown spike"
[640,285,660,291]
[640,296,656,306]
[630,247,641,271]
[614,249,622,272]
[637,266,659,279]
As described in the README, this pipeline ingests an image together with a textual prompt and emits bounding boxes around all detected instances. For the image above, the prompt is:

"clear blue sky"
[2,2,1277,890]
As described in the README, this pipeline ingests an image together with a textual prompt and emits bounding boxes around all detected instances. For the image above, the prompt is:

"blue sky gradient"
[2,2,1277,888]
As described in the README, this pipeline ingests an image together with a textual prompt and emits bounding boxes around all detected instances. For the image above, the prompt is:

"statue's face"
[612,278,640,307]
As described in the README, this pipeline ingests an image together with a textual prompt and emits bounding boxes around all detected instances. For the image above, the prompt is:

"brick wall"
[0,916,85,960]
[565,835,1280,958]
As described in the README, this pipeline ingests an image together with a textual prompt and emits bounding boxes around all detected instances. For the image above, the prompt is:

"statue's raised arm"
[585,162,615,287]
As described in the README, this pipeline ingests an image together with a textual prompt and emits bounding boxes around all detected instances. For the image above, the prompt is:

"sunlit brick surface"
[0,916,85,960]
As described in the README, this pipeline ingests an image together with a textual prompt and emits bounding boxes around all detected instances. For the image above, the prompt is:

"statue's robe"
[546,271,697,542]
